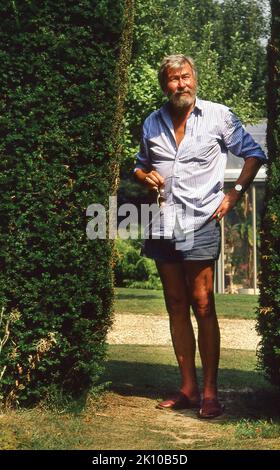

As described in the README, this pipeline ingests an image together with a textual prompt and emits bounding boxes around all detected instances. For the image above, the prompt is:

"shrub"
[0,0,134,405]
[114,237,161,289]
[257,0,280,386]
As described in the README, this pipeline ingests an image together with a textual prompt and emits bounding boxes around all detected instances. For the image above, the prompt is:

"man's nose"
[178,77,187,88]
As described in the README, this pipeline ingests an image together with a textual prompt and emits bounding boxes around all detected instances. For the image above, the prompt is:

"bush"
[0,1,134,405]
[257,0,280,386]
[114,237,161,289]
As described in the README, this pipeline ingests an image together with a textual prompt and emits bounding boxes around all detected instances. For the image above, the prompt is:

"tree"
[257,0,280,385]
[213,0,268,106]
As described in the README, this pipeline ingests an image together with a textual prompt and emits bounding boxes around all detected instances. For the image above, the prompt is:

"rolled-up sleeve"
[134,121,152,173]
[222,109,267,162]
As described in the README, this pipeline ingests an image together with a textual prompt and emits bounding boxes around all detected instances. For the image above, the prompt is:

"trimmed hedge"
[0,0,134,405]
[257,0,280,385]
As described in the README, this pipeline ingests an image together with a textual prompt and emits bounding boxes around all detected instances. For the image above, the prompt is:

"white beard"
[169,90,196,110]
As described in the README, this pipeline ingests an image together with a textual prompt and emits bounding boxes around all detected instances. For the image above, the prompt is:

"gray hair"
[158,54,197,91]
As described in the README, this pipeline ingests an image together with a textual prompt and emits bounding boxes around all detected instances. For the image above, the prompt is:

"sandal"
[198,398,224,419]
[156,391,201,410]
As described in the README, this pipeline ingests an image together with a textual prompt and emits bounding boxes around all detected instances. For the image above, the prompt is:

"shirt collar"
[194,97,203,115]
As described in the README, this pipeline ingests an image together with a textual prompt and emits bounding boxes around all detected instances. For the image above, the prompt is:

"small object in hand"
[157,187,166,207]
[216,212,221,219]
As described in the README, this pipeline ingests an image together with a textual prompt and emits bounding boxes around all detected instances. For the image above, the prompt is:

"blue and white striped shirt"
[134,98,267,237]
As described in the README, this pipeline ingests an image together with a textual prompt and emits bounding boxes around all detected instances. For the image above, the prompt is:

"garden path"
[107,314,260,351]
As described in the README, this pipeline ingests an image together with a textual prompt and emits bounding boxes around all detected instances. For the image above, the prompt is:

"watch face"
[235,184,243,192]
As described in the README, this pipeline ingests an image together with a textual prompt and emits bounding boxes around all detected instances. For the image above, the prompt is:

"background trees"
[119,0,269,208]
[257,0,280,385]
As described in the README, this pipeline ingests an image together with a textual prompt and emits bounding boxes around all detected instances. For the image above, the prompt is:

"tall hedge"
[0,0,134,405]
[257,0,280,385]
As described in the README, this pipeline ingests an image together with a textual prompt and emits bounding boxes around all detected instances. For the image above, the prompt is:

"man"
[133,54,267,419]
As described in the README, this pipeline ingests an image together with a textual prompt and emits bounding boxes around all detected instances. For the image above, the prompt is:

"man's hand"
[210,189,242,221]
[134,169,164,191]
[144,170,164,191]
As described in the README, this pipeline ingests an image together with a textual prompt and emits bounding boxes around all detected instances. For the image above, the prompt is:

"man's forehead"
[166,64,193,76]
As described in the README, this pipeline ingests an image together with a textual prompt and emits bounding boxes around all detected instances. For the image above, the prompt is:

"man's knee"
[192,292,214,318]
[165,294,188,316]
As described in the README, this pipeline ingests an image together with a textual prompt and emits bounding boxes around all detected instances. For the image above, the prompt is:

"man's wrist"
[228,187,243,202]
[234,183,245,193]
[230,184,244,201]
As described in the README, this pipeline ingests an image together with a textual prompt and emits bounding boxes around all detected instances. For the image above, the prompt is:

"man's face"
[164,63,197,110]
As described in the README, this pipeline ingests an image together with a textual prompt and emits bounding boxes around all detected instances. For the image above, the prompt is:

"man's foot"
[156,391,201,410]
[198,398,224,419]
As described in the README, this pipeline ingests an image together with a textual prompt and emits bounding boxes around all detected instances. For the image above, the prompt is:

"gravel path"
[107,314,260,351]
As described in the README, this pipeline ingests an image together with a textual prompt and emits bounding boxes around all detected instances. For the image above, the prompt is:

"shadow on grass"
[103,358,280,423]
[115,293,162,300]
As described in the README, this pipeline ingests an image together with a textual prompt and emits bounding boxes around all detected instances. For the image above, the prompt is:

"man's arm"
[134,118,164,191]
[211,157,264,221]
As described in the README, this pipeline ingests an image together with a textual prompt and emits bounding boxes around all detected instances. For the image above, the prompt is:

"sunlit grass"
[115,287,258,319]
[235,419,280,440]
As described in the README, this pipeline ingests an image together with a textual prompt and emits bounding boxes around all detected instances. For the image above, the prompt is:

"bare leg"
[184,260,220,400]
[156,261,200,402]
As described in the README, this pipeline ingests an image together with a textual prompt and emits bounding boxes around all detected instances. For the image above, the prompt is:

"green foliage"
[114,238,161,289]
[131,0,267,103]
[235,419,280,440]
[0,0,134,405]
[257,0,280,386]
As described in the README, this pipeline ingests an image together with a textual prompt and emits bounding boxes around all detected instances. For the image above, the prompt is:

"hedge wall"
[0,0,134,405]
[257,0,280,385]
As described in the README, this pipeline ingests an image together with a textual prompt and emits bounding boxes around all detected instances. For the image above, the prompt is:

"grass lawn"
[1,345,280,450]
[115,287,258,319]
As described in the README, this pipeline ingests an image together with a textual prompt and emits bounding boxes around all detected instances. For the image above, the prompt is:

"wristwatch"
[234,184,244,193]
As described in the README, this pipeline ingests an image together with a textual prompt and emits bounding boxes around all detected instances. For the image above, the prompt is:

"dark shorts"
[141,219,221,263]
